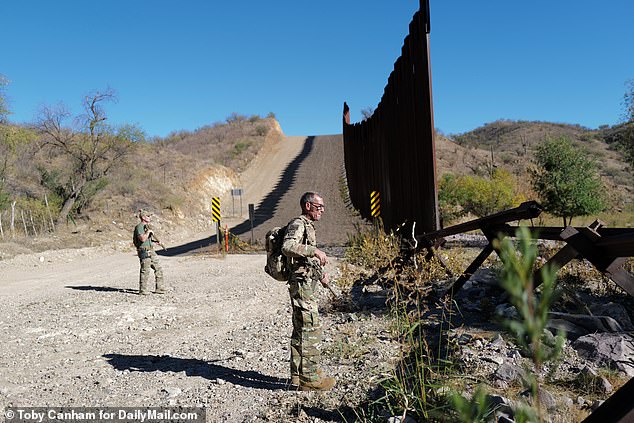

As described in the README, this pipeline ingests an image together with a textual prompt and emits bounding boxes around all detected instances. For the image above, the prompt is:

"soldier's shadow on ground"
[65,285,138,294]
[103,353,290,391]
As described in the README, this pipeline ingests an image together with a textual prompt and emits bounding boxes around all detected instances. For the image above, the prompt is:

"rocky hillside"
[1,117,632,258]
[437,120,633,209]
[0,116,285,257]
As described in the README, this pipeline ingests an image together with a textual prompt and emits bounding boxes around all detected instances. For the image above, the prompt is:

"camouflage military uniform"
[281,215,324,384]
[133,221,165,294]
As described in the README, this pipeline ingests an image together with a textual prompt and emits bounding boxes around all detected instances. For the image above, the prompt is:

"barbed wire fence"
[0,195,57,240]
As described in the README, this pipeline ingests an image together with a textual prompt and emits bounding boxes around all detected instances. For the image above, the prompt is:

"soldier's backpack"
[264,225,290,281]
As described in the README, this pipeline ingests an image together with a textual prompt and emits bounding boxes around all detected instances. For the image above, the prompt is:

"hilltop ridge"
[0,117,632,258]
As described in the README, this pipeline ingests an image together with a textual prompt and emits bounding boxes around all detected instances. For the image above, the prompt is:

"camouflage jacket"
[281,215,323,280]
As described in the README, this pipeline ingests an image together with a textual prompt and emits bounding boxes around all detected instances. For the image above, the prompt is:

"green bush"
[232,140,251,157]
[530,136,606,226]
[439,169,524,223]
[0,184,10,210]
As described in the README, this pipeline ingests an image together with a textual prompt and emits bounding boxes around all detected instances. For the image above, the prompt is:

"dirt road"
[0,244,393,422]
[175,134,367,256]
[0,134,392,422]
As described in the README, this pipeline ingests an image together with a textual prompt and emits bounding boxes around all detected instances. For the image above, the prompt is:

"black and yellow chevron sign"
[370,191,381,217]
[211,197,221,222]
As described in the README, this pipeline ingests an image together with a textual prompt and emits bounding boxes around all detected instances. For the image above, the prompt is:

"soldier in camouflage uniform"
[282,192,336,391]
[133,209,165,295]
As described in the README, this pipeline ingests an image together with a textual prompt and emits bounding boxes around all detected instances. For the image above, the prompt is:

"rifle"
[324,282,338,299]
[320,276,338,299]
[145,224,167,251]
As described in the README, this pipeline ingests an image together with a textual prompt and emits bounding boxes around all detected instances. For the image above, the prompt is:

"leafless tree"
[36,89,142,224]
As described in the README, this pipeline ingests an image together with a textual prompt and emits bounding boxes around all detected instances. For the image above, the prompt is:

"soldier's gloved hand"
[315,248,328,266]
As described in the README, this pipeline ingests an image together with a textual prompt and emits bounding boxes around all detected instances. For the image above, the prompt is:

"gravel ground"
[0,244,397,422]
[0,134,393,422]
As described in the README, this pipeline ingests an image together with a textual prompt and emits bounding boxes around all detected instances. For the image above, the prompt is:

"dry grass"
[86,116,280,224]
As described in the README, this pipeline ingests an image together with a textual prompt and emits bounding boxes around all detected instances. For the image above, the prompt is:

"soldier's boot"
[139,282,150,295]
[300,376,336,391]
[291,368,324,386]
[155,276,166,294]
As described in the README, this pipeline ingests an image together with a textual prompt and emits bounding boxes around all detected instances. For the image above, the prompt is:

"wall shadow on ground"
[229,136,314,236]
[103,353,290,391]
[157,234,217,257]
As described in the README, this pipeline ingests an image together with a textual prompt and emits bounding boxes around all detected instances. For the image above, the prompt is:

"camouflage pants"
[288,274,321,383]
[138,249,164,293]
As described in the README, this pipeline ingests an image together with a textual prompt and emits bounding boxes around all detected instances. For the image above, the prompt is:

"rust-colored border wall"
[343,0,439,234]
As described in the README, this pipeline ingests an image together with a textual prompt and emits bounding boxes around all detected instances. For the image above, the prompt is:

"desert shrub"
[344,220,399,270]
[439,168,524,223]
[225,112,247,125]
[0,183,10,210]
[37,166,106,217]
[500,152,516,165]
[114,176,142,197]
[451,385,497,423]
[14,196,49,218]
[254,125,267,136]
[438,174,466,223]
[232,140,251,157]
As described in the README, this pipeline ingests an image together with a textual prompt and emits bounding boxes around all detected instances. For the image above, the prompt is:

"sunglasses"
[310,202,325,211]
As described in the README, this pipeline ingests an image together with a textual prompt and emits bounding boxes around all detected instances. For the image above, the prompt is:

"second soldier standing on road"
[282,192,336,391]
[133,209,166,295]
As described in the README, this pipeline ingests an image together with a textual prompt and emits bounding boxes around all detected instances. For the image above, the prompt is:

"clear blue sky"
[2,1,633,138]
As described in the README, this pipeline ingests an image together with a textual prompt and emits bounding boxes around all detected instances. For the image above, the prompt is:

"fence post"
[45,194,55,232]
[10,201,16,239]
[21,209,28,237]
[29,209,38,236]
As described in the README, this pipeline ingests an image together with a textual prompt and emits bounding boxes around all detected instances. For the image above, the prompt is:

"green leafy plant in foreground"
[378,304,440,421]
[494,226,566,422]
[451,385,497,423]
